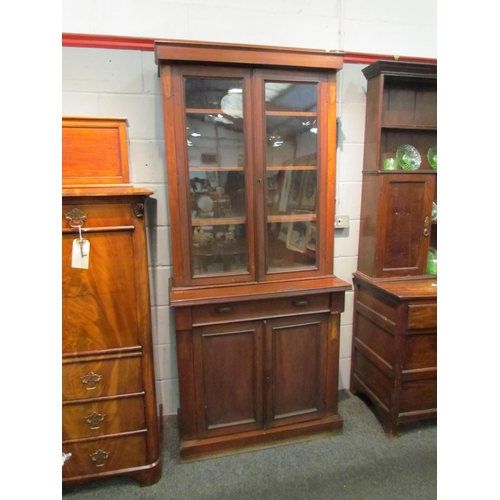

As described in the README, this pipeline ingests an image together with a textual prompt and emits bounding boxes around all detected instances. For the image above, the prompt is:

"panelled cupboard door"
[376,174,435,277]
[164,65,336,288]
[192,321,264,438]
[358,172,436,279]
[264,314,328,428]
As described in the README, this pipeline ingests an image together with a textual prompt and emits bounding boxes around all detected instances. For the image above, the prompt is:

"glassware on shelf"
[427,146,437,170]
[396,144,421,170]
[431,201,437,221]
[427,247,437,275]
[382,153,398,171]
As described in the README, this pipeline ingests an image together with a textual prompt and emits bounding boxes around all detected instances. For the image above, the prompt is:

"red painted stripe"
[62,33,437,65]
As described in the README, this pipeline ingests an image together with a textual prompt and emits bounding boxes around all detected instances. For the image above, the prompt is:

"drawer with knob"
[191,293,331,326]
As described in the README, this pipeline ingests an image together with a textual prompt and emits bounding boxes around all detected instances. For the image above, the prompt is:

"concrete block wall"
[62,46,368,415]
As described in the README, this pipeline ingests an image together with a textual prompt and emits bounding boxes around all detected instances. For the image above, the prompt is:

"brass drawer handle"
[84,411,107,429]
[293,299,309,307]
[215,306,233,314]
[90,449,110,467]
[65,208,88,228]
[80,372,102,390]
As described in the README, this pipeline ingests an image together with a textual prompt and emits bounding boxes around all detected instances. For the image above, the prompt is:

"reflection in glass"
[264,81,319,273]
[192,223,248,275]
[184,77,248,277]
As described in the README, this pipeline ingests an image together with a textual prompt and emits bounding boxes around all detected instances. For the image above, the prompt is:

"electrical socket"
[334,215,349,229]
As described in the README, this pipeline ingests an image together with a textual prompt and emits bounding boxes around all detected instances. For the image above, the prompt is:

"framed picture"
[287,170,304,209]
[286,211,312,254]
[299,171,317,210]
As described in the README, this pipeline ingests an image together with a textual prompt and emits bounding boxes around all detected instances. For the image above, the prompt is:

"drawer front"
[62,355,143,401]
[400,377,437,413]
[407,303,437,329]
[192,293,330,326]
[62,395,146,440]
[403,332,437,370]
[62,202,134,229]
[62,433,147,478]
[63,294,139,353]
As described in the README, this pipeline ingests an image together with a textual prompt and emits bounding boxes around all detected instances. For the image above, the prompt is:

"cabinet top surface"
[354,273,437,300]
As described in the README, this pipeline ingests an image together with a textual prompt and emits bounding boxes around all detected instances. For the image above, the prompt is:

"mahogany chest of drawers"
[62,186,161,486]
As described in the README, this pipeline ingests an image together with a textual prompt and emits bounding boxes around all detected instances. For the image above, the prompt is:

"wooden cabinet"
[351,276,437,437]
[350,61,437,436]
[155,40,351,460]
[62,127,162,486]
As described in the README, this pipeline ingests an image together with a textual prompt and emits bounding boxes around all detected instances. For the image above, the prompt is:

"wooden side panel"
[363,75,383,171]
[352,351,393,409]
[357,174,380,277]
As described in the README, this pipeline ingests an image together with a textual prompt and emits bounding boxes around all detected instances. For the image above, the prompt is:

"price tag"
[71,238,90,269]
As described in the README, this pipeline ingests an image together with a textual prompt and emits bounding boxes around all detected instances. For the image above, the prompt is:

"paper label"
[71,239,90,269]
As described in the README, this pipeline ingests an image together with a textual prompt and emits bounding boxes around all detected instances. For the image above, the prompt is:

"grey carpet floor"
[62,390,437,500]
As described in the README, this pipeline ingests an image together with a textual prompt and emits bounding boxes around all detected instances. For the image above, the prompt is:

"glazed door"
[376,173,436,277]
[253,69,336,281]
[264,314,328,428]
[192,321,264,438]
[169,65,256,286]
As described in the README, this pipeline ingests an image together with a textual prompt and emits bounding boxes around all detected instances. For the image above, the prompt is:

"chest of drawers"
[350,273,437,436]
[62,187,161,486]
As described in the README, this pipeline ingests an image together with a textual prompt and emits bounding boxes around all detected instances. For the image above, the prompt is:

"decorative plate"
[427,146,437,170]
[396,144,421,171]
[197,195,214,215]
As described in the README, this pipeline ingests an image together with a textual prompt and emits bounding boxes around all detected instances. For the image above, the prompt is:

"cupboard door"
[376,174,435,277]
[264,314,328,428]
[193,321,264,438]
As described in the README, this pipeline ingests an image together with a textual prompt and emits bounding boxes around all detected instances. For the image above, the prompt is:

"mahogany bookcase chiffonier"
[154,40,351,461]
[62,117,162,486]
[350,61,438,437]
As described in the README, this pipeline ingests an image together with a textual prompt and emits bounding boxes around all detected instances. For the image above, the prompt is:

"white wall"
[62,0,436,416]
[62,0,437,58]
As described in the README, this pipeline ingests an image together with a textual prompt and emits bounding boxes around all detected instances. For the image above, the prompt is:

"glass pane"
[264,81,318,273]
[265,83,317,113]
[184,77,248,277]
[192,222,248,275]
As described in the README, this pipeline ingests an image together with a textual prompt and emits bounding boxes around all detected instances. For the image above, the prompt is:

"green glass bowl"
[427,146,437,170]
[396,144,421,170]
